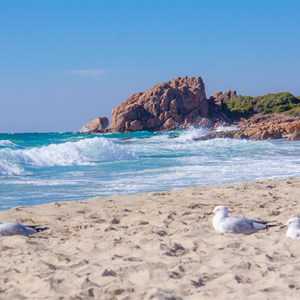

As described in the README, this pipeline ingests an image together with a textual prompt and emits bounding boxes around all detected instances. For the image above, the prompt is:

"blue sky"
[0,0,299,133]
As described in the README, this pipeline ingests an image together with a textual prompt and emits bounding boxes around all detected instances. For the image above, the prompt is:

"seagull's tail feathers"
[25,225,49,234]
[265,223,279,230]
[251,219,277,225]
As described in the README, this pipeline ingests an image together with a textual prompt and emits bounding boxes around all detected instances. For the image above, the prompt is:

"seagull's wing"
[223,217,266,234]
[21,225,38,235]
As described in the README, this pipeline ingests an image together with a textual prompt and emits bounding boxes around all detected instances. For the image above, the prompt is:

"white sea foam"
[0,160,26,176]
[0,140,17,147]
[0,137,135,175]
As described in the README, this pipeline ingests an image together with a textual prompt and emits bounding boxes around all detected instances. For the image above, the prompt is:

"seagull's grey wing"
[223,217,266,234]
[22,226,39,235]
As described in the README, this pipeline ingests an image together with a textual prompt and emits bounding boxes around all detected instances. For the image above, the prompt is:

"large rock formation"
[79,77,300,141]
[111,76,208,132]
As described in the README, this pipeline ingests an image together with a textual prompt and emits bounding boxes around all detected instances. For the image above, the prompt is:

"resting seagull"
[211,205,276,235]
[285,217,300,240]
[0,222,48,237]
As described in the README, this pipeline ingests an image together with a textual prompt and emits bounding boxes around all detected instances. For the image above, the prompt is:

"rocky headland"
[81,76,300,140]
[110,76,209,132]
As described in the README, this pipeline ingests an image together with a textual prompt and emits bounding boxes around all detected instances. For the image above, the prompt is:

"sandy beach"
[1,177,300,299]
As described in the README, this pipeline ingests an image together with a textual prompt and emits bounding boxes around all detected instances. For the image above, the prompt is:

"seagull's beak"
[207,211,214,216]
[279,224,287,229]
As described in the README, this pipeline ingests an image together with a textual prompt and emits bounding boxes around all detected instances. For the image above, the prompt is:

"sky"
[0,0,299,133]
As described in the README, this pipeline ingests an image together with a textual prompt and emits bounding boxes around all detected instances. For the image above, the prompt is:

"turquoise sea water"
[0,128,300,210]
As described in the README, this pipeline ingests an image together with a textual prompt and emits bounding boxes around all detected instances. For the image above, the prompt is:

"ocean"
[0,128,300,211]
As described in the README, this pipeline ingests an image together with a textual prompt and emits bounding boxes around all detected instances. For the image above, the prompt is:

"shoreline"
[1,177,300,299]
[1,175,299,211]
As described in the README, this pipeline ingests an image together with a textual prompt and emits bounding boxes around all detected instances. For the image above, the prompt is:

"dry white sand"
[1,178,300,299]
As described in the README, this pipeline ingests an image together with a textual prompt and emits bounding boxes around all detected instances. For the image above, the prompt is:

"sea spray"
[176,127,209,142]
[215,125,240,132]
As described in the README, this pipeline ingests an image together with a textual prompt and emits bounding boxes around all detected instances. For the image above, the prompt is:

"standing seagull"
[285,217,300,240]
[0,222,48,237]
[211,205,276,235]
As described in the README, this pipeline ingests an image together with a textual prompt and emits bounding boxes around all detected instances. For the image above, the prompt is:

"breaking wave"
[0,160,26,176]
[0,137,135,176]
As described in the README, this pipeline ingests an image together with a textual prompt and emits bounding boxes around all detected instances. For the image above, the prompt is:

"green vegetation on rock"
[226,92,300,118]
[286,106,300,117]
[226,96,254,116]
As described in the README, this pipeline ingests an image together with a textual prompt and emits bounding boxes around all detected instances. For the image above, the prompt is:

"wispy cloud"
[66,68,107,80]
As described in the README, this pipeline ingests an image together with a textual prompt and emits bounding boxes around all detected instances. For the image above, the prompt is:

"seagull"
[211,205,277,235]
[285,217,300,240]
[0,222,48,237]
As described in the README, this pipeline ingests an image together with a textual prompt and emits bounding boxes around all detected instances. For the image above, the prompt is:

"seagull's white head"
[212,205,229,218]
[285,217,300,229]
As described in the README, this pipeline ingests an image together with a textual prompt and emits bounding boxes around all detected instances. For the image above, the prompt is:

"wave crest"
[0,137,135,175]
[0,140,17,147]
